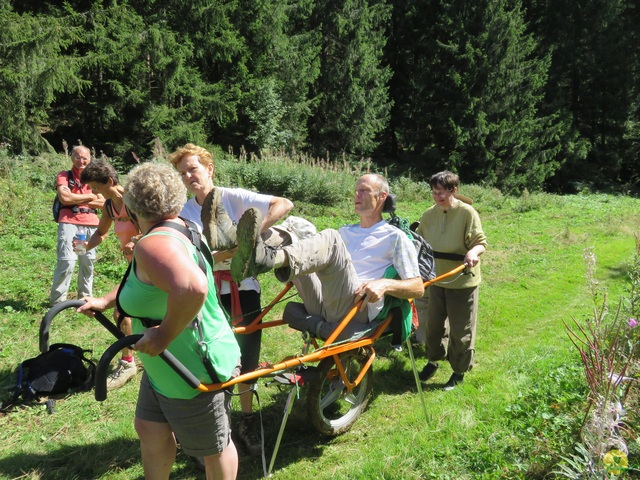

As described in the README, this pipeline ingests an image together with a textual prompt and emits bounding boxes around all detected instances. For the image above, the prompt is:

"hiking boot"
[443,372,464,391]
[230,208,277,283]
[418,361,439,382]
[106,358,137,391]
[191,456,205,472]
[238,413,262,455]
[201,187,236,251]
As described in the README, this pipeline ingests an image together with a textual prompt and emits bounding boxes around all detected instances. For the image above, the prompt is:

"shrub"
[215,150,358,206]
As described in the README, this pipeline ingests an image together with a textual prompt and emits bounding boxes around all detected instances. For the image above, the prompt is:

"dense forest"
[1,0,639,193]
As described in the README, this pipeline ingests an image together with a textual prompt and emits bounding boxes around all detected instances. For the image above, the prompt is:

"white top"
[180,187,273,295]
[339,220,420,320]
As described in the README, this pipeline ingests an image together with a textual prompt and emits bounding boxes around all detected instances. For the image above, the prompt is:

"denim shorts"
[135,373,232,456]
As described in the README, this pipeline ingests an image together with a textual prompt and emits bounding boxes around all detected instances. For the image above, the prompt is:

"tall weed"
[217,151,358,206]
[558,246,640,478]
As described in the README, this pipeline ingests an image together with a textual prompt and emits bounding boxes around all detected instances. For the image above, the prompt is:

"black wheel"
[307,349,373,436]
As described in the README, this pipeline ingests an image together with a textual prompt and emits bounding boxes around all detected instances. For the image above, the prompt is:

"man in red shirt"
[50,145,104,306]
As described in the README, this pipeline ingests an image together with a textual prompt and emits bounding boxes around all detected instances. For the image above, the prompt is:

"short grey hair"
[361,173,389,196]
[124,162,186,222]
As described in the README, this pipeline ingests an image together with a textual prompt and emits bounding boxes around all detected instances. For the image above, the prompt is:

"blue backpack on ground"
[1,343,95,413]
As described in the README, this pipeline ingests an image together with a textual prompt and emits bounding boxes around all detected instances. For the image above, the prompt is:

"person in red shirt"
[50,145,104,306]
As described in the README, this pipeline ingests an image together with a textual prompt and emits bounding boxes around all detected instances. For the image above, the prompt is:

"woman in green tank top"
[78,162,241,479]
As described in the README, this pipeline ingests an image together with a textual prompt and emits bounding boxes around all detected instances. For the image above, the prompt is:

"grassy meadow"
[0,150,639,479]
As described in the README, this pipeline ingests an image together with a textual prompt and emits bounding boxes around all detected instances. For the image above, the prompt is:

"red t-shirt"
[56,167,100,226]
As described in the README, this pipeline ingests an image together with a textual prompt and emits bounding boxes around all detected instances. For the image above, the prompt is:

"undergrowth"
[1,146,639,479]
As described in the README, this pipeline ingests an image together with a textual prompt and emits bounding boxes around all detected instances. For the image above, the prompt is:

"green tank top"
[119,230,240,399]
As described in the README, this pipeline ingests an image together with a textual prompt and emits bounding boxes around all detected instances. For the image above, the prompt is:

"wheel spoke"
[343,392,358,406]
[319,379,344,410]
[308,352,373,435]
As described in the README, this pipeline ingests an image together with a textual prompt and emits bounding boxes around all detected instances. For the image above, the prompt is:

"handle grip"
[95,334,203,401]
[40,299,123,353]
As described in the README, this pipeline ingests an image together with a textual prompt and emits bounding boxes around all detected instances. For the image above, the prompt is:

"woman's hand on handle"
[133,326,172,357]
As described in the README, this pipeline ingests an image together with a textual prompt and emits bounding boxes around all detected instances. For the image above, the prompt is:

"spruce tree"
[0,7,88,153]
[237,0,320,152]
[525,0,637,191]
[308,0,393,157]
[391,0,569,192]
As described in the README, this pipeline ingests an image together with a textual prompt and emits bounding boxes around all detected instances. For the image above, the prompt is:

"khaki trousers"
[424,285,478,374]
[277,229,370,339]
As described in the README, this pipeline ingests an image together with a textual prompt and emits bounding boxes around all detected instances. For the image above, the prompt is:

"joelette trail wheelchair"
[39,264,467,474]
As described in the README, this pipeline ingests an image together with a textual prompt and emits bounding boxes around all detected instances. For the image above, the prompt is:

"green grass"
[1,152,639,479]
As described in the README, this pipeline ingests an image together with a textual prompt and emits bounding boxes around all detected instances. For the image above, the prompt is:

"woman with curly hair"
[79,162,241,479]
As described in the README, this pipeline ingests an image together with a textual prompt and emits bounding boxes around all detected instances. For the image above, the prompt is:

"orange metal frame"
[191,264,467,393]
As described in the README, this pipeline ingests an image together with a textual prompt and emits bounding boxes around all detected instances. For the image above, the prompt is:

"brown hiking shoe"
[238,414,262,455]
[201,187,236,251]
[230,208,277,283]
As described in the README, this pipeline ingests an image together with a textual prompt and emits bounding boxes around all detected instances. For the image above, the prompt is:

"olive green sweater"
[416,201,487,289]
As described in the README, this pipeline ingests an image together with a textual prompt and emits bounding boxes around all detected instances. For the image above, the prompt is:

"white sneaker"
[106,359,137,391]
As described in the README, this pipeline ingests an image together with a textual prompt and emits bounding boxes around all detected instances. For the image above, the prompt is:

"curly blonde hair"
[123,162,186,222]
[168,143,214,169]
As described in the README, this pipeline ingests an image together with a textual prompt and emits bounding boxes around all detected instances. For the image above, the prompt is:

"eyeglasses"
[431,189,453,198]
[355,189,378,196]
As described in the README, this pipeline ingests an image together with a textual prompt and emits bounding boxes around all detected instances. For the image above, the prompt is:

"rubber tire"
[307,349,373,436]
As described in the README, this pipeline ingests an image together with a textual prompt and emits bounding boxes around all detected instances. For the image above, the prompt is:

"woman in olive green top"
[416,171,487,391]
[79,162,241,479]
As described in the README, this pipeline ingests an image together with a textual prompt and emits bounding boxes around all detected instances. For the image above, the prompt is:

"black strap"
[115,217,212,325]
[104,199,115,220]
[433,251,466,262]
[70,206,97,214]
[105,199,141,232]
[67,170,76,189]
[148,218,214,273]
[114,218,221,383]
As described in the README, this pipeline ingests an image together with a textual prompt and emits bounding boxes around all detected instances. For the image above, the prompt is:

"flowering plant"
[558,246,638,478]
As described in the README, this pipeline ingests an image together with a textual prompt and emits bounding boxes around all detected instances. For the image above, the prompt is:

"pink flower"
[629,318,638,328]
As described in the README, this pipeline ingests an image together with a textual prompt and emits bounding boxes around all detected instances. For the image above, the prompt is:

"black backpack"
[384,195,436,282]
[1,343,95,412]
[52,170,75,222]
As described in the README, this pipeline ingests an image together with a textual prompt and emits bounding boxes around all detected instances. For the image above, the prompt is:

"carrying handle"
[94,334,204,401]
[40,300,123,353]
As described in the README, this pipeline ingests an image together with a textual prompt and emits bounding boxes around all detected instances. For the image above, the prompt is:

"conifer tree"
[0,7,88,153]
[237,0,320,151]
[525,0,637,190]
[308,0,393,156]
[390,0,569,192]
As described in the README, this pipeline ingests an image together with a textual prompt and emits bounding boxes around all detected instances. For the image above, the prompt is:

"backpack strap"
[147,218,214,274]
[105,199,141,233]
[115,217,214,327]
[67,170,76,189]
[104,199,115,220]
[114,217,221,384]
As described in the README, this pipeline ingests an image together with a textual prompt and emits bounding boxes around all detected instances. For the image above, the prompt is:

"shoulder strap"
[66,170,76,189]
[126,205,141,232]
[105,200,141,232]
[104,199,115,220]
[114,217,214,325]
[147,218,214,274]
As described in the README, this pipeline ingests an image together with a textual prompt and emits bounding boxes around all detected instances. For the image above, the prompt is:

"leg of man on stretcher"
[230,174,425,343]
